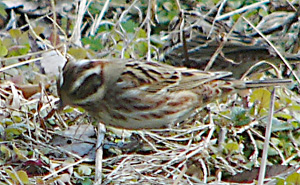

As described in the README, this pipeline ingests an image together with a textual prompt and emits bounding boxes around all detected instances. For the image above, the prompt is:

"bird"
[57,58,291,130]
[162,11,300,79]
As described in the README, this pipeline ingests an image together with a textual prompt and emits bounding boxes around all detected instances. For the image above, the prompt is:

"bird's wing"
[121,60,232,93]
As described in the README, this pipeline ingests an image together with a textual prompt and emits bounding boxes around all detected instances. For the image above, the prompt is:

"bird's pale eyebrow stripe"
[71,73,103,99]
[70,65,102,92]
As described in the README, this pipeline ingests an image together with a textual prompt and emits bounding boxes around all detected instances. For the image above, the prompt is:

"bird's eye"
[71,73,103,100]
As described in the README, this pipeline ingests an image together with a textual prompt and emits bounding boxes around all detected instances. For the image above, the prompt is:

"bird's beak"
[55,99,65,111]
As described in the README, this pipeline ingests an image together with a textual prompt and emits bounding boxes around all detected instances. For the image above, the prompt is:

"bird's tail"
[231,79,292,89]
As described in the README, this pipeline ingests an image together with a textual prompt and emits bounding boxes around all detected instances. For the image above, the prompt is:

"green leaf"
[77,107,86,113]
[63,107,75,113]
[291,121,299,128]
[5,127,24,139]
[270,137,281,146]
[227,0,243,9]
[137,29,147,38]
[274,113,293,120]
[32,26,45,36]
[9,29,22,39]
[157,8,178,24]
[121,20,139,33]
[17,170,29,184]
[5,169,18,182]
[18,32,29,45]
[13,144,27,160]
[275,177,285,185]
[134,41,148,57]
[286,172,300,184]
[267,147,278,156]
[232,14,241,22]
[291,104,300,111]
[8,45,30,56]
[0,45,8,57]
[258,8,268,17]
[68,48,87,59]
[5,169,29,184]
[96,24,113,33]
[231,107,251,126]
[12,116,22,123]
[250,89,271,108]
[18,44,30,55]
[261,117,294,132]
[224,142,239,153]
[0,3,7,17]
[0,144,12,159]
[80,178,93,185]
[82,37,104,52]
[2,37,14,47]
[88,2,104,15]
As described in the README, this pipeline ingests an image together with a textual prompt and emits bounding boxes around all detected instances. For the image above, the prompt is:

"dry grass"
[0,0,300,184]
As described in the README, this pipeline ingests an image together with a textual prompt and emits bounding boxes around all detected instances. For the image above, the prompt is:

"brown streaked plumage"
[57,58,291,129]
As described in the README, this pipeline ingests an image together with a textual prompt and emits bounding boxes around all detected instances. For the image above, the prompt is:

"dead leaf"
[40,51,66,76]
[51,124,96,157]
